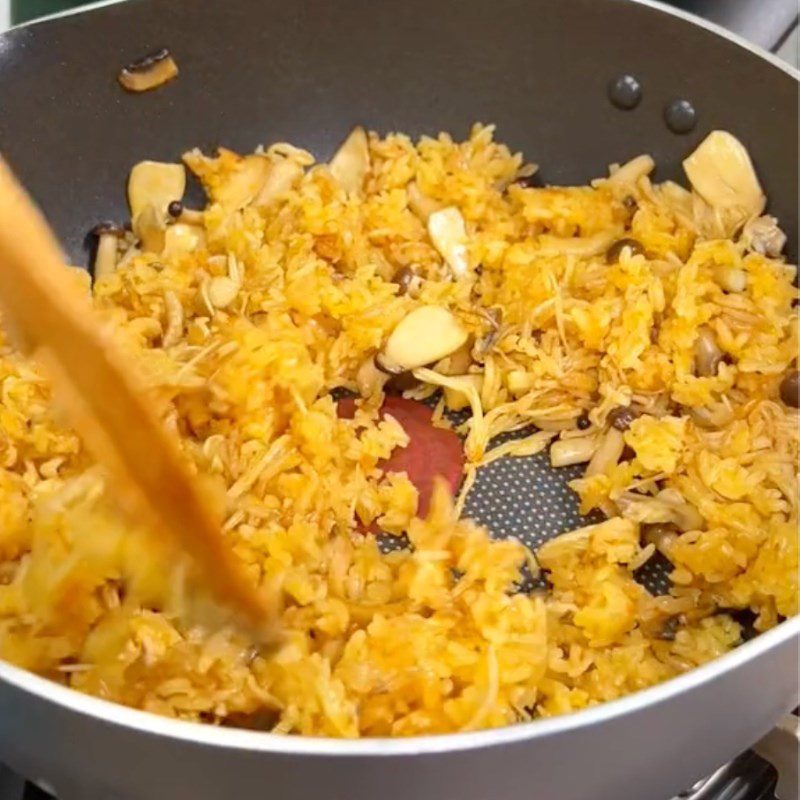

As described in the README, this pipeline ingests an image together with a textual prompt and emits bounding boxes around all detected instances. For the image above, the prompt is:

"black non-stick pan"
[0,1,797,799]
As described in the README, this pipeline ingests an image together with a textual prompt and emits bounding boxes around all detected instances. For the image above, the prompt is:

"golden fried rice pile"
[0,124,796,736]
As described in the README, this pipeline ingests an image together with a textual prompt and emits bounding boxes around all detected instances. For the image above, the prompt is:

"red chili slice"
[337,395,464,523]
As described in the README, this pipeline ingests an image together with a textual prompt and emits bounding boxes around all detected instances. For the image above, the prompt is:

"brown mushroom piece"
[694,328,723,377]
[472,308,503,362]
[385,371,420,395]
[779,370,800,409]
[605,238,645,264]
[118,48,179,93]
[657,617,679,642]
[607,405,640,432]
[370,354,416,394]
[394,266,422,297]
[89,222,125,280]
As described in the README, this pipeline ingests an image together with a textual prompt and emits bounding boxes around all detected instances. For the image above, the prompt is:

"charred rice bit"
[0,123,795,738]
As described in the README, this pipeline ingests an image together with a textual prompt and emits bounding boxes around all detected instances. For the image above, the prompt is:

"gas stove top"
[0,733,782,800]
[0,1,797,799]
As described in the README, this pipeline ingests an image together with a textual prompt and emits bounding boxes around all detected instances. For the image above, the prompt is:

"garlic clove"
[427,206,470,278]
[329,127,370,193]
[683,131,765,231]
[381,306,469,372]
[215,155,272,212]
[252,159,303,208]
[128,161,186,219]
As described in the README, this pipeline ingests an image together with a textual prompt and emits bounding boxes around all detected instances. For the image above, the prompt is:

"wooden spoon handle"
[0,157,273,627]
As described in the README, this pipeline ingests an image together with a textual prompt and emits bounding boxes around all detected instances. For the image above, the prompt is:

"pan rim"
[1,616,797,755]
[12,0,800,81]
[0,0,798,758]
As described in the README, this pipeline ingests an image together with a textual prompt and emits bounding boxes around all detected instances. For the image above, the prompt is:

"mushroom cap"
[89,221,125,238]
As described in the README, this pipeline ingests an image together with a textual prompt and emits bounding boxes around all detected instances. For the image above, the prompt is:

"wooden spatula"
[0,157,274,629]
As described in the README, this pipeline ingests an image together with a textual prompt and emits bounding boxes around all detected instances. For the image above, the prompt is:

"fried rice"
[0,124,796,737]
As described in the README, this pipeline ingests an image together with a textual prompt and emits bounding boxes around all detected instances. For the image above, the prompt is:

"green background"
[12,0,97,24]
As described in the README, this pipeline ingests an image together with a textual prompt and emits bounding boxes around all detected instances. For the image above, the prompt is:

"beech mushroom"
[118,48,179,93]
[89,222,125,279]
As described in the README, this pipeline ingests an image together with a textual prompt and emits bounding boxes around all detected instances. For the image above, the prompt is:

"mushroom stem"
[550,436,597,467]
[94,233,119,280]
[178,208,204,226]
[585,428,625,476]
[694,328,723,377]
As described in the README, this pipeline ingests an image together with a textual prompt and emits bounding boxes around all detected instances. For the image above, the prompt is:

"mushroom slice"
[215,155,272,212]
[118,48,179,93]
[252,159,303,208]
[683,131,765,232]
[427,207,470,278]
[89,222,124,280]
[329,127,370,193]
[380,306,469,372]
[133,204,167,254]
[128,161,186,219]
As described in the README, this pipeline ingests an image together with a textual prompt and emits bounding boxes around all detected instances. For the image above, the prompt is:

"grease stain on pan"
[607,74,643,110]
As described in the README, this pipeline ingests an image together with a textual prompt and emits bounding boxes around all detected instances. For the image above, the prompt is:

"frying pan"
[0,1,797,798]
